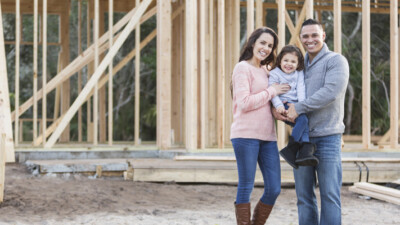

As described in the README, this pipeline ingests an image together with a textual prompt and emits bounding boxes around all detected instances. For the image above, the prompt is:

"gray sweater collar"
[305,43,330,69]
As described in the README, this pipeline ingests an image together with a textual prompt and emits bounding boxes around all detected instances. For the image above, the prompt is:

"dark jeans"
[284,103,309,143]
[231,138,281,205]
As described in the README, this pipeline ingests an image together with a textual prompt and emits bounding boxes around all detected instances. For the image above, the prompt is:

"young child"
[268,45,319,169]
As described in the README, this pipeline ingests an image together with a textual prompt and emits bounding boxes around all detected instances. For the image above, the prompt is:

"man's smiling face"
[300,24,325,58]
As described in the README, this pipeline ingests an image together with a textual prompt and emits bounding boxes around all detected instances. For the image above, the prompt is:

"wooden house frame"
[0,0,399,163]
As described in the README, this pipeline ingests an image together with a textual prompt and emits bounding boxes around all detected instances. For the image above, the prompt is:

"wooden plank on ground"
[354,182,400,198]
[0,4,15,162]
[349,186,400,205]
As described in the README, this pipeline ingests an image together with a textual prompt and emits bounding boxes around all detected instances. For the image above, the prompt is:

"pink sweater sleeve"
[233,69,277,112]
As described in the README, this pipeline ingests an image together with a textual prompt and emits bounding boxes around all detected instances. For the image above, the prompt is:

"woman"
[231,27,290,225]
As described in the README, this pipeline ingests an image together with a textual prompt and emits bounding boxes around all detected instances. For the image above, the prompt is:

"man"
[275,19,349,225]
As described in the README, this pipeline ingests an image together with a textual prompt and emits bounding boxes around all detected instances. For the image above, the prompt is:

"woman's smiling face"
[252,33,274,64]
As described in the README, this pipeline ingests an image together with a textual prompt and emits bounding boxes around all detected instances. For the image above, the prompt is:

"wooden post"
[87,1,93,142]
[60,2,71,143]
[200,0,206,149]
[217,0,225,149]
[334,0,341,53]
[78,0,83,142]
[0,4,15,162]
[362,0,371,149]
[171,2,184,145]
[247,0,254,38]
[94,0,99,145]
[15,0,20,147]
[390,0,399,148]
[45,0,153,148]
[42,0,48,146]
[135,0,141,146]
[184,0,198,150]
[208,0,216,147]
[0,134,5,203]
[306,0,313,19]
[277,0,286,149]
[108,0,114,145]
[224,0,231,146]
[255,0,263,28]
[33,0,38,144]
[156,0,172,149]
[99,1,106,143]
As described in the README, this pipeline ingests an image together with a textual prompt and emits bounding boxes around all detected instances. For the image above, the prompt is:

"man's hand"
[287,103,298,122]
[272,107,288,121]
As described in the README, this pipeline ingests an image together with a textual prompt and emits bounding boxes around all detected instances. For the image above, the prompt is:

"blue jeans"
[284,103,309,143]
[293,134,342,225]
[231,138,281,205]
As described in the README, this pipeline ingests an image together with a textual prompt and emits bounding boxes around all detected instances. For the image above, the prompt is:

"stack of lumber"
[349,182,400,205]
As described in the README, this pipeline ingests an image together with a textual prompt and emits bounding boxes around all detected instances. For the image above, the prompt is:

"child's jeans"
[284,103,309,143]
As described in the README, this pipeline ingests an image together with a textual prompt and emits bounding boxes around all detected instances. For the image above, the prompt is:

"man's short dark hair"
[301,19,323,30]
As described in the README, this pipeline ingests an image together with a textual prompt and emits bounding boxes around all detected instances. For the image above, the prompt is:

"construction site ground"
[0,163,399,225]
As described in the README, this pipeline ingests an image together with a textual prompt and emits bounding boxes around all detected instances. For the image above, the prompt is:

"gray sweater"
[294,43,349,137]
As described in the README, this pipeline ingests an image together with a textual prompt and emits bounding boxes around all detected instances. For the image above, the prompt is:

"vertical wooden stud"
[78,0,83,142]
[94,0,99,145]
[87,0,93,142]
[60,2,71,143]
[108,0,114,145]
[0,4,15,162]
[157,0,172,149]
[390,0,399,148]
[185,0,198,150]
[208,0,216,147]
[200,0,206,149]
[334,0,341,53]
[306,0,313,19]
[33,0,38,144]
[15,0,20,146]
[0,134,5,203]
[135,0,141,146]
[247,0,254,38]
[277,0,286,149]
[362,0,371,149]
[217,0,225,148]
[99,1,106,143]
[255,0,263,28]
[42,0,48,146]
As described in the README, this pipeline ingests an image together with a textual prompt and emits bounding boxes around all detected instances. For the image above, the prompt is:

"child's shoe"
[295,142,319,166]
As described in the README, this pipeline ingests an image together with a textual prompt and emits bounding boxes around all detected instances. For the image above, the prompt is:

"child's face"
[281,52,299,74]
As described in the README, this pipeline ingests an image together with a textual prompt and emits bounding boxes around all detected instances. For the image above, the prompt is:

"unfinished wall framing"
[0,0,398,153]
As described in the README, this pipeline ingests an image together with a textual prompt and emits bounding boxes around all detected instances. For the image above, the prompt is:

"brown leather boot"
[234,202,251,225]
[251,200,273,225]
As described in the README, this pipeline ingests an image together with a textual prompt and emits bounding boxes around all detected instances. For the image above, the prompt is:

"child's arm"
[297,70,306,102]
[269,69,285,109]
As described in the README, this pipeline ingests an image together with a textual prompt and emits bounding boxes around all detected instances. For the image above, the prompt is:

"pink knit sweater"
[230,61,278,141]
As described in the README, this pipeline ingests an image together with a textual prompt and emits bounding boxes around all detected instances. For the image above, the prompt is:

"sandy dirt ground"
[0,163,399,225]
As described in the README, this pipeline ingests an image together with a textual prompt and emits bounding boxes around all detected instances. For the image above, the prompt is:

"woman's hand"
[271,107,288,121]
[270,83,290,95]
